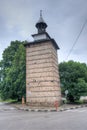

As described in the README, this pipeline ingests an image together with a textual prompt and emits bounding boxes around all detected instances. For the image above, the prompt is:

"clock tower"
[24,11,61,107]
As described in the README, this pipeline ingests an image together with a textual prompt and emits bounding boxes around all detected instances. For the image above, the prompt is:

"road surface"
[0,103,87,130]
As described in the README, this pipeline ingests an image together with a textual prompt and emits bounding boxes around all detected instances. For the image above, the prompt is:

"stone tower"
[24,11,61,107]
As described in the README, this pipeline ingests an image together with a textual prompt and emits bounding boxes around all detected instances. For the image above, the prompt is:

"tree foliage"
[59,60,87,102]
[1,41,87,104]
[0,41,26,101]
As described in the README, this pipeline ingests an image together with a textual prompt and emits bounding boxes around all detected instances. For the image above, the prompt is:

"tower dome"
[36,10,47,33]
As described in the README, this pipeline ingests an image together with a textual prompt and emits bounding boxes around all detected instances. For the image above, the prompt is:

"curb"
[15,104,87,112]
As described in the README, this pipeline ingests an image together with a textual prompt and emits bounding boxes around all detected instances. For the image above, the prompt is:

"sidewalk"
[10,103,87,112]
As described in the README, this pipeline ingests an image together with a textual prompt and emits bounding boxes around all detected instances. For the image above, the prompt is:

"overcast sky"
[0,0,87,63]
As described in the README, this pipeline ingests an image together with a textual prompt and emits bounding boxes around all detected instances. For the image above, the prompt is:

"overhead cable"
[66,19,87,60]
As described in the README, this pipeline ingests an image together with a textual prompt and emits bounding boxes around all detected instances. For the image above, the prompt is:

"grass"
[0,98,18,103]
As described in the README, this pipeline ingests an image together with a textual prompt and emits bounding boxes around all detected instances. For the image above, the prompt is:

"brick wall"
[26,41,61,107]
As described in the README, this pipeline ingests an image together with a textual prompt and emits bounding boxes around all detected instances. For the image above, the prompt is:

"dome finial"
[40,10,42,17]
[35,11,47,34]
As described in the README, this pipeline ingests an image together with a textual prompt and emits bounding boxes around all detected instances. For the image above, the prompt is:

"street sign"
[65,90,68,95]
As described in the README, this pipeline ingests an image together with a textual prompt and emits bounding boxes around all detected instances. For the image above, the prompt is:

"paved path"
[0,103,87,130]
[62,107,87,113]
[0,102,17,111]
[10,102,87,112]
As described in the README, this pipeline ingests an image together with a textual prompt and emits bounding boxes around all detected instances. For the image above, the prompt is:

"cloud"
[0,0,87,63]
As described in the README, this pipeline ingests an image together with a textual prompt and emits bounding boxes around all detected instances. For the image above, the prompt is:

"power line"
[66,19,87,60]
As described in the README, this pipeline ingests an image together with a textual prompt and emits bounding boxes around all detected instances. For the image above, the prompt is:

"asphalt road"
[0,103,87,130]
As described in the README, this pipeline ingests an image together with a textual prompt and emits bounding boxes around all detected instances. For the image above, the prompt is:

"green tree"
[0,61,2,96]
[59,60,87,102]
[10,44,26,100]
[0,41,26,101]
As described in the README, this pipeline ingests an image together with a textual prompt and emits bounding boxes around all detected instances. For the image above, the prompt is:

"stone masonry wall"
[26,41,61,107]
